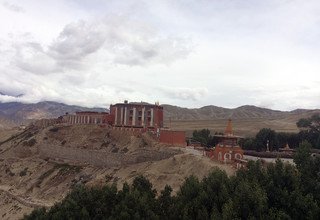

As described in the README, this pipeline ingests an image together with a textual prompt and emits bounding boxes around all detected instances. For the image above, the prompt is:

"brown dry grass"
[165,118,300,137]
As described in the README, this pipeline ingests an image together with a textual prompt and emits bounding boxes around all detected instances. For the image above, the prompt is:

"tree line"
[191,114,320,151]
[190,128,222,147]
[241,113,320,151]
[24,141,320,219]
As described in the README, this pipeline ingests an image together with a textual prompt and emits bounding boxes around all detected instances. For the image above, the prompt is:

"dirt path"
[0,185,53,208]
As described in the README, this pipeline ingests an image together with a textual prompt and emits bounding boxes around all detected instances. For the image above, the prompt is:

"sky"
[0,0,320,110]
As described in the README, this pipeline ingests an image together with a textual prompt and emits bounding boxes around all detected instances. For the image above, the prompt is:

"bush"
[22,138,36,147]
[5,168,15,176]
[19,168,28,176]
[49,127,59,132]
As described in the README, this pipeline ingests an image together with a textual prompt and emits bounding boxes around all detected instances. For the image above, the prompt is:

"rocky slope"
[0,124,235,219]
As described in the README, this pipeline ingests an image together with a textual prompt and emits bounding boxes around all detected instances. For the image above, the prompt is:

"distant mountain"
[0,101,106,127]
[162,104,288,120]
[162,104,320,121]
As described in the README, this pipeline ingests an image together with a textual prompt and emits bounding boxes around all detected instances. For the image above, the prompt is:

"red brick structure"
[159,130,186,146]
[110,101,163,130]
[63,111,114,125]
[210,119,244,163]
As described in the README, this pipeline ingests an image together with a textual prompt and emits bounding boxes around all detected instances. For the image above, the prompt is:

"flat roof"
[111,102,163,108]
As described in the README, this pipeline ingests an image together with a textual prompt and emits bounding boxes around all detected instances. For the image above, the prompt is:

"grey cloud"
[159,86,208,101]
[112,35,191,66]
[13,42,61,74]
[51,16,192,66]
[49,20,107,61]
[11,15,192,74]
[2,1,24,13]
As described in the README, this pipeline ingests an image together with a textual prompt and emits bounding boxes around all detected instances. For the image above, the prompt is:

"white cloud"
[13,42,60,74]
[10,15,192,75]
[159,86,208,101]
[2,1,24,13]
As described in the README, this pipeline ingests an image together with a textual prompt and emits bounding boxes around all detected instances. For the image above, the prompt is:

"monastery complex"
[35,100,245,166]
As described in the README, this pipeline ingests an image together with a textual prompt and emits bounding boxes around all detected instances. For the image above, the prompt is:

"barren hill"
[163,104,288,120]
[0,101,105,128]
[0,124,234,219]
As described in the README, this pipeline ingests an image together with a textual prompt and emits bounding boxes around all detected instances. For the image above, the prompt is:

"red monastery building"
[110,101,163,129]
[61,100,186,146]
[210,119,244,163]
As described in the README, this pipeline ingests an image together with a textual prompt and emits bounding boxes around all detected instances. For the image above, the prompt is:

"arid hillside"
[163,104,287,120]
[0,124,235,219]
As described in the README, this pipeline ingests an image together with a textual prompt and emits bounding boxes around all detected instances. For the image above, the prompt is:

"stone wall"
[38,145,176,168]
[32,119,62,128]
[159,130,186,146]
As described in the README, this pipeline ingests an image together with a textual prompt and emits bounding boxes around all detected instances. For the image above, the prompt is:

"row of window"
[128,109,152,116]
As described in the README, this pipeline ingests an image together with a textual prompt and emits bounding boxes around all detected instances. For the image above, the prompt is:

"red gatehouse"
[211,119,244,163]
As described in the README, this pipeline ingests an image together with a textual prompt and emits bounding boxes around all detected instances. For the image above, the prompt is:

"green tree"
[294,141,320,203]
[223,180,268,219]
[255,128,278,151]
[158,185,174,218]
[297,113,320,132]
[192,129,211,146]
[239,137,255,150]
[297,113,320,148]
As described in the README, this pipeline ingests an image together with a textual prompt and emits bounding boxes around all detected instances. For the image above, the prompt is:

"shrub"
[49,127,59,132]
[23,138,36,147]
[19,168,28,176]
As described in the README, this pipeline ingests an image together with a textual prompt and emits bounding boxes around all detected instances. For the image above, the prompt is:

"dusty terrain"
[166,117,301,137]
[163,105,320,137]
[0,125,234,219]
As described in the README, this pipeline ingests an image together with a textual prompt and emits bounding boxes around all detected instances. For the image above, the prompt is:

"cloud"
[13,42,60,74]
[2,1,24,13]
[49,20,107,68]
[159,86,208,101]
[11,15,192,74]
